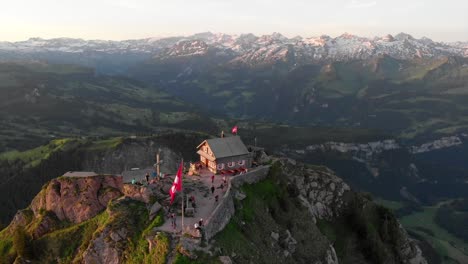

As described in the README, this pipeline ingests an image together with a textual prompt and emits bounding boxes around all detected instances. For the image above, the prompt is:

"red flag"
[169,185,176,204]
[174,161,183,191]
[169,161,184,204]
[231,125,238,134]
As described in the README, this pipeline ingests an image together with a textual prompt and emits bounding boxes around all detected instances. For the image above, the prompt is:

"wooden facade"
[197,136,251,174]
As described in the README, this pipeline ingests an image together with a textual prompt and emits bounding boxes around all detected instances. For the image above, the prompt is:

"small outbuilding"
[197,136,251,174]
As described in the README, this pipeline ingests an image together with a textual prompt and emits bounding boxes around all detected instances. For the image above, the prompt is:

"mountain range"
[0,32,467,73]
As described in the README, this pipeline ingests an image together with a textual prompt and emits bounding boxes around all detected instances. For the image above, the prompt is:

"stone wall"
[203,185,235,241]
[203,165,270,240]
[231,165,271,188]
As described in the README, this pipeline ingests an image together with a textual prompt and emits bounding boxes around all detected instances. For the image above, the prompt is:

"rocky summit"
[0,148,427,264]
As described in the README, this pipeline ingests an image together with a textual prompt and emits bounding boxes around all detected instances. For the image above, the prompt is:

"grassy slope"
[136,56,468,140]
[0,61,218,153]
[399,206,468,264]
[214,164,330,263]
[374,199,468,264]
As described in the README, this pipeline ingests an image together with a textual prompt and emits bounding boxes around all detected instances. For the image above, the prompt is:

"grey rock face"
[82,227,125,264]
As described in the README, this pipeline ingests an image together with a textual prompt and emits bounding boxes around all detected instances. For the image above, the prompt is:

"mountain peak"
[339,32,357,39]
[271,32,288,40]
[395,32,415,41]
[381,34,395,42]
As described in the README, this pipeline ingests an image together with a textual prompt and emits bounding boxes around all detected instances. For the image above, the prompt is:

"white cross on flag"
[169,161,183,204]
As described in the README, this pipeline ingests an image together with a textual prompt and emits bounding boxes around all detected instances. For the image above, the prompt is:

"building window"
[217,163,224,170]
[203,146,208,153]
[238,160,245,166]
[228,162,235,168]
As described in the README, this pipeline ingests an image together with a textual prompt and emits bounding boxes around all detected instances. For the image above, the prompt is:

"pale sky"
[1,0,467,42]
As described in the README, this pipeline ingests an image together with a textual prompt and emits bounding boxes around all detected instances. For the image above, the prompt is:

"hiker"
[218,183,224,190]
[199,218,204,227]
[223,176,227,185]
[211,185,215,194]
[191,195,195,203]
[194,223,202,237]
[215,195,219,203]
[211,174,215,183]
[192,200,197,213]
[131,178,136,185]
[145,173,150,183]
[171,213,176,230]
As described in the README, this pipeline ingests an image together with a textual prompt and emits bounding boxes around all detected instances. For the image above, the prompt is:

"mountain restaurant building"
[196,136,251,174]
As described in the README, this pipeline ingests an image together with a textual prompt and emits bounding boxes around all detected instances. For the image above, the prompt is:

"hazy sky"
[1,0,467,42]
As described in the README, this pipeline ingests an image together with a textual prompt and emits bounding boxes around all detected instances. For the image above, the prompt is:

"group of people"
[169,209,204,238]
[162,171,233,237]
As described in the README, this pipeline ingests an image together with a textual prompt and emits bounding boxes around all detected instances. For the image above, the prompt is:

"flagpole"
[181,159,184,233]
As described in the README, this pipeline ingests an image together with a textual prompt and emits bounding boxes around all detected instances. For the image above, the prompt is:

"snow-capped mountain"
[0,32,466,69]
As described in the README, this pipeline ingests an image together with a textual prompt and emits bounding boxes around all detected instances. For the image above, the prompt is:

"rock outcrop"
[272,157,427,264]
[279,159,351,222]
[122,183,153,203]
[82,226,127,264]
[30,175,123,224]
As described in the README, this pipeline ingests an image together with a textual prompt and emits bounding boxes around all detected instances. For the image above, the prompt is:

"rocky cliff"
[188,155,427,264]
[0,151,427,264]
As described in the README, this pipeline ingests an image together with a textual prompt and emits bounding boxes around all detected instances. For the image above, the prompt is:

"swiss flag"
[169,185,176,204]
[169,161,184,204]
[231,125,238,134]
[174,161,183,191]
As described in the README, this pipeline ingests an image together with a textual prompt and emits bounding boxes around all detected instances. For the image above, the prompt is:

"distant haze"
[1,0,467,42]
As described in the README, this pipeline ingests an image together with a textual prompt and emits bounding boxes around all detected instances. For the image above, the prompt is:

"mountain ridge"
[0,32,466,70]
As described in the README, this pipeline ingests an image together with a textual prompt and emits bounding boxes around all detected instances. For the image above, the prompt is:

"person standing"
[223,176,227,185]
[171,213,176,230]
[145,173,150,184]
[211,185,215,195]
[211,174,215,184]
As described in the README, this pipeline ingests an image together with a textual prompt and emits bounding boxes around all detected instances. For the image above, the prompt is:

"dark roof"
[198,136,249,159]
